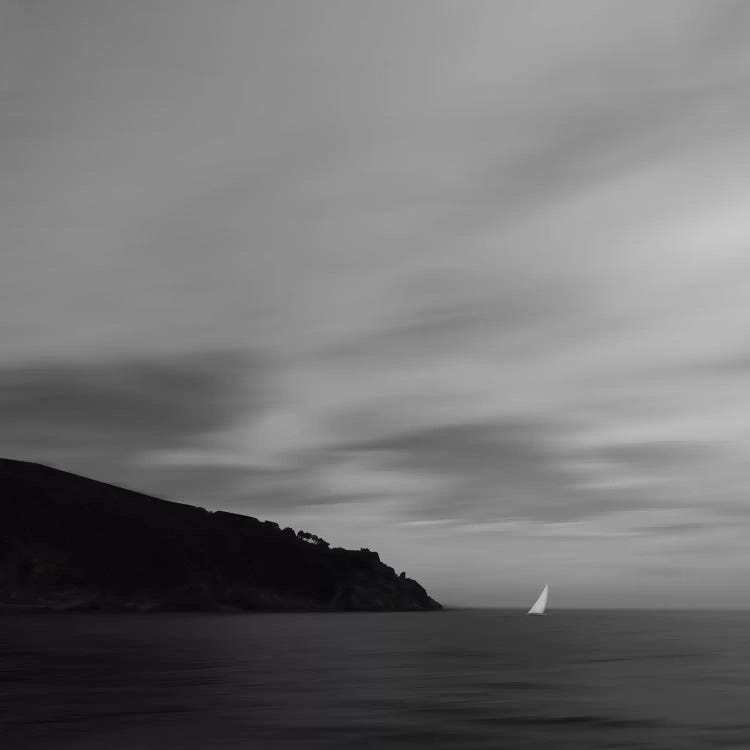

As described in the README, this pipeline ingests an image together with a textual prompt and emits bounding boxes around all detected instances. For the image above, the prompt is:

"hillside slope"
[0,459,441,612]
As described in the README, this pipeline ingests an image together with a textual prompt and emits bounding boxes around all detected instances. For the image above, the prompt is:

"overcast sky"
[4,1,750,607]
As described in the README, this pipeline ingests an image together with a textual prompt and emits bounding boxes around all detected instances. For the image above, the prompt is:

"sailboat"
[527,584,548,616]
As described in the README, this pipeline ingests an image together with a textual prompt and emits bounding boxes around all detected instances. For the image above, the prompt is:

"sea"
[3,610,750,750]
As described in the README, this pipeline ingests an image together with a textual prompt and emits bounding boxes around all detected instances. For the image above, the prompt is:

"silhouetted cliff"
[0,459,441,612]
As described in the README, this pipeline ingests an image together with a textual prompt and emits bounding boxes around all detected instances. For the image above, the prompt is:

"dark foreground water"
[3,610,750,749]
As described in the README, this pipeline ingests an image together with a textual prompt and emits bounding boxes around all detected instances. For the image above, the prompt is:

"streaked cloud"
[0,350,263,488]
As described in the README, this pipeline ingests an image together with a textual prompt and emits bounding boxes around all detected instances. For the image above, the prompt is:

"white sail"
[527,584,548,615]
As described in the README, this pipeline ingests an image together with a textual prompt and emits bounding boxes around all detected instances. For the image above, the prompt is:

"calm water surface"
[2,610,750,749]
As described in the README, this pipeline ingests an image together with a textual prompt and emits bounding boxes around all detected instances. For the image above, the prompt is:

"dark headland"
[0,458,441,613]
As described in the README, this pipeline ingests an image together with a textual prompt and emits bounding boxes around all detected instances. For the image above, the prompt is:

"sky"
[3,1,750,608]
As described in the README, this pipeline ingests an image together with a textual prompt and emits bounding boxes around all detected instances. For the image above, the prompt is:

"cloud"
[341,419,625,523]
[0,350,263,489]
[317,267,591,373]
[600,441,716,474]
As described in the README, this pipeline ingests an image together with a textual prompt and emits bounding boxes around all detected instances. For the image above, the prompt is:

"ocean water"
[3,610,750,749]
